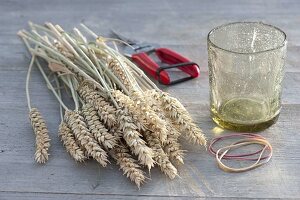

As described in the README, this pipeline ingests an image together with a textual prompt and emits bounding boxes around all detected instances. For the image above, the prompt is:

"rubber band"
[216,138,272,173]
[209,133,273,172]
[209,133,270,161]
[209,133,265,158]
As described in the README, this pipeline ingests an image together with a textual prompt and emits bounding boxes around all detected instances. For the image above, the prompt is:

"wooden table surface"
[1,0,300,199]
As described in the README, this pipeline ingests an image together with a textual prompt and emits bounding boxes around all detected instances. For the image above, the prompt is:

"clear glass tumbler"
[207,22,287,131]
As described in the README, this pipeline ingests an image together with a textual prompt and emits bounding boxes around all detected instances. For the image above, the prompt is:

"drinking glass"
[207,22,287,131]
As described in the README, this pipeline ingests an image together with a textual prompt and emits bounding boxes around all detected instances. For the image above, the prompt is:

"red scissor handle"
[155,48,200,78]
[132,52,171,84]
[131,48,200,85]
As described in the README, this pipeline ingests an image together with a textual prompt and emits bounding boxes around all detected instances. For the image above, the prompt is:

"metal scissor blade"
[110,29,138,45]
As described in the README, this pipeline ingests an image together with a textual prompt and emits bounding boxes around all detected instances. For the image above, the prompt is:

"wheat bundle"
[19,22,206,188]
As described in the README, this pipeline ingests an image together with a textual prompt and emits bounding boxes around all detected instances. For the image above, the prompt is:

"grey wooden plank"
[1,192,290,200]
[2,0,300,45]
[0,192,194,200]
[1,0,300,199]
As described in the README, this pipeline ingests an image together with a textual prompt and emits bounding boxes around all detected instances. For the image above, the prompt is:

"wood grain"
[1,0,300,199]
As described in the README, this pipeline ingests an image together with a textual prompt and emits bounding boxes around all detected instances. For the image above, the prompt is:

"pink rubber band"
[209,133,271,161]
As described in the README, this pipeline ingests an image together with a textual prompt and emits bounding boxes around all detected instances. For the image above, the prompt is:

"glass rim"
[207,21,287,55]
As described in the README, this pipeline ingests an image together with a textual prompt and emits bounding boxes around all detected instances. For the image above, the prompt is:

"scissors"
[111,30,200,85]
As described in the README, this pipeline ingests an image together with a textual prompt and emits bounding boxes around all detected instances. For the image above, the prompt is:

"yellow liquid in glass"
[211,97,279,132]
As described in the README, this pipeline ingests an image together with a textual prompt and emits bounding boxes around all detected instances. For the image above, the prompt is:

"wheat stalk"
[82,103,118,149]
[78,84,117,128]
[143,130,178,179]
[29,108,51,164]
[64,110,109,167]
[116,108,155,170]
[58,122,86,162]
[111,143,146,189]
[53,40,76,61]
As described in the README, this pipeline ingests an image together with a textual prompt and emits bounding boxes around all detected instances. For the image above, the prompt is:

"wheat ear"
[149,90,206,146]
[106,58,135,91]
[58,122,86,162]
[78,84,116,128]
[111,90,145,131]
[29,108,51,164]
[131,90,168,143]
[113,90,167,143]
[143,130,178,179]
[116,108,155,170]
[64,110,109,167]
[143,90,184,164]
[82,103,117,149]
[111,143,146,189]
[144,90,182,142]
[145,91,186,164]
[144,93,185,165]
[164,129,185,165]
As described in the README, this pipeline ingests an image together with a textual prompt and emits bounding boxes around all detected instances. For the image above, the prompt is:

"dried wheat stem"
[149,90,206,146]
[29,108,50,164]
[111,143,146,189]
[82,103,118,149]
[34,57,69,110]
[25,55,36,110]
[64,110,109,167]
[116,108,155,170]
[143,130,178,179]
[19,30,101,87]
[58,122,86,162]
[21,36,70,111]
[86,47,114,90]
[56,26,117,105]
[89,47,130,94]
[80,23,98,38]
[78,84,117,128]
